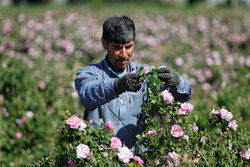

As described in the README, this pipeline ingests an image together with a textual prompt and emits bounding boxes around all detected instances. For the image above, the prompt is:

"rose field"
[0,4,249,166]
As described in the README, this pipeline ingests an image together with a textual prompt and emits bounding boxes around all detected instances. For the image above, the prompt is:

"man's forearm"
[75,68,119,111]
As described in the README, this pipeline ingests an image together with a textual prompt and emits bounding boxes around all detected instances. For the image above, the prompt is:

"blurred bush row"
[4,0,249,7]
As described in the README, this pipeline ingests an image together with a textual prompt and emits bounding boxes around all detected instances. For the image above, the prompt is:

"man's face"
[102,39,134,72]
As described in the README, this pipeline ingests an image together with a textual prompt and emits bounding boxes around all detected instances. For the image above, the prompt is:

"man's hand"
[114,73,143,94]
[158,67,180,87]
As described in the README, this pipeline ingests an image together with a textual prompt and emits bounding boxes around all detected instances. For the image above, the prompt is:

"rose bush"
[136,67,249,166]
[31,68,249,166]
[30,113,144,166]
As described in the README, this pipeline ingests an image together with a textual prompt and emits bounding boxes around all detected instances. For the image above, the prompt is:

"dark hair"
[102,15,135,44]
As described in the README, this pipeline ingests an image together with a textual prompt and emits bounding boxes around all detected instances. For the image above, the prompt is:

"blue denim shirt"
[75,58,192,150]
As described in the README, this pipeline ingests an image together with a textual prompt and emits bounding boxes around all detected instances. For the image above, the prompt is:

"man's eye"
[114,46,121,50]
[126,45,132,49]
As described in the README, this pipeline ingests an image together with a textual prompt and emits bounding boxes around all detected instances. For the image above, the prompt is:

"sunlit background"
[0,0,249,166]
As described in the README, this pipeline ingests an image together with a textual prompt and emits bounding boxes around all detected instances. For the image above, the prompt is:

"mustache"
[117,57,129,61]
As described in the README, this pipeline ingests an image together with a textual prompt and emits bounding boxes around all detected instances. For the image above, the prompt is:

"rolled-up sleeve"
[75,66,119,111]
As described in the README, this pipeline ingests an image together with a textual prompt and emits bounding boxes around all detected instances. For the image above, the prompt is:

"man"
[75,15,191,151]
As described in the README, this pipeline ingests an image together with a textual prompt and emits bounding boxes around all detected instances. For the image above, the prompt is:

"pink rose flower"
[155,159,160,165]
[0,45,4,52]
[20,116,27,124]
[175,57,184,66]
[66,115,81,129]
[103,152,108,157]
[161,90,174,104]
[170,125,184,138]
[67,158,76,167]
[228,120,238,131]
[105,121,114,132]
[220,108,233,121]
[15,132,22,139]
[228,142,233,150]
[193,158,200,163]
[117,146,133,163]
[110,137,122,149]
[89,120,93,124]
[210,109,220,115]
[160,155,167,161]
[18,14,25,22]
[182,135,189,142]
[200,136,206,144]
[201,82,211,91]
[197,16,209,32]
[193,123,198,132]
[184,153,188,159]
[147,130,157,136]
[78,120,87,133]
[203,68,213,78]
[3,21,13,35]
[2,107,8,117]
[38,81,46,90]
[167,152,180,166]
[133,156,144,166]
[144,67,150,74]
[240,148,250,160]
[25,111,34,118]
[158,65,166,69]
[177,109,187,116]
[180,103,194,112]
[76,144,90,159]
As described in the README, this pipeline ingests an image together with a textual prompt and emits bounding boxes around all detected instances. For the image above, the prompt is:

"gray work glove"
[158,67,180,87]
[114,73,143,94]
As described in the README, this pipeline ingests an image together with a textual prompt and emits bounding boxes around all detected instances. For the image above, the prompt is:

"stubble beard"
[107,52,130,72]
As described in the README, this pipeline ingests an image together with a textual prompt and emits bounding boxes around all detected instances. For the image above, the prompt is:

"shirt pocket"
[129,92,144,117]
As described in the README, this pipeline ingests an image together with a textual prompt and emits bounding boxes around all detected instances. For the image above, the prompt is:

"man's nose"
[120,48,128,58]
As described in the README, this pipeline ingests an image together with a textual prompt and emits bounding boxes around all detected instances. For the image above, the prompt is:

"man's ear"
[101,38,108,49]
